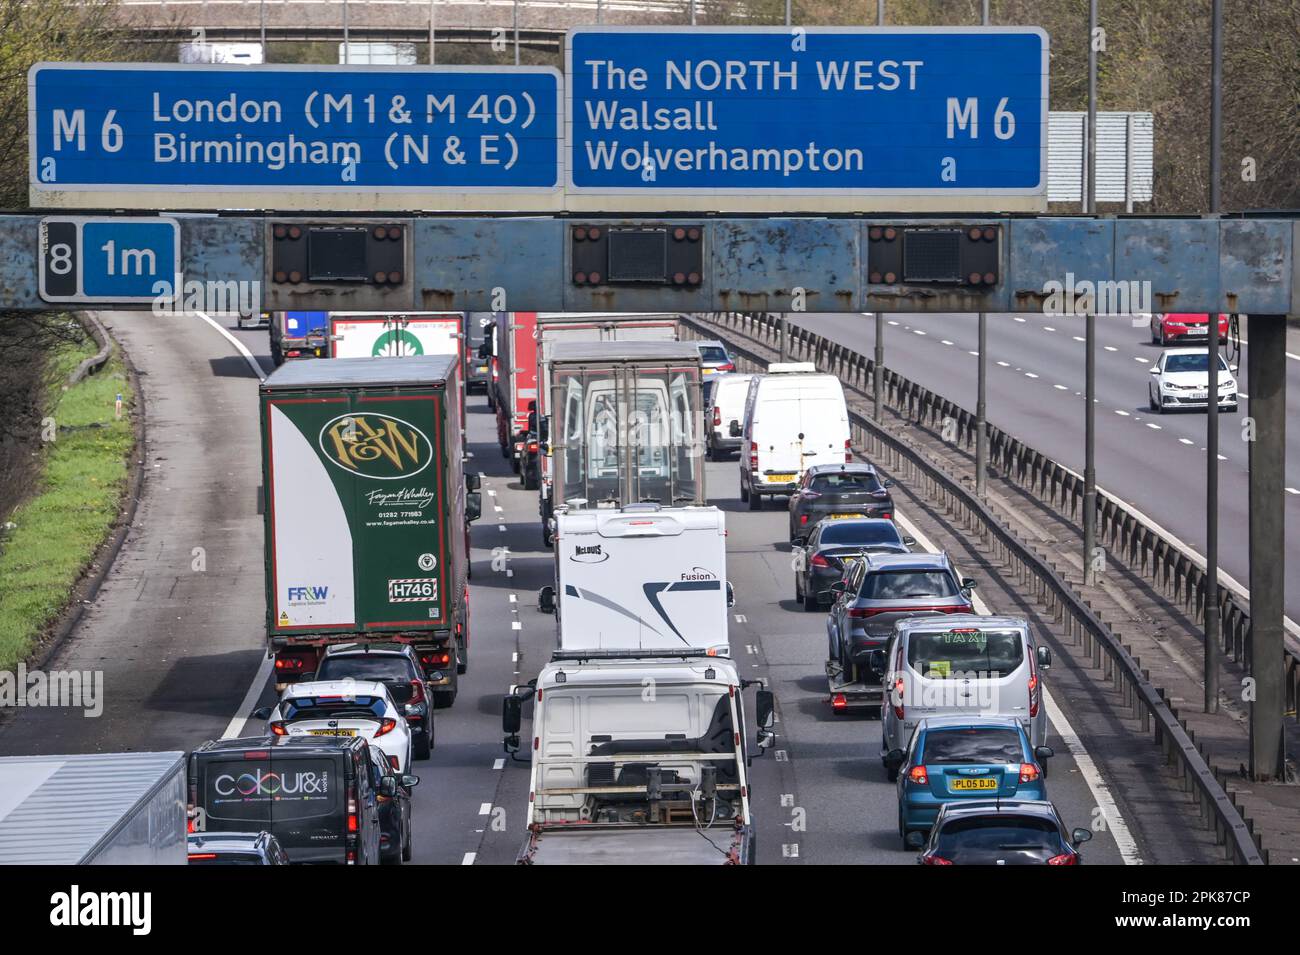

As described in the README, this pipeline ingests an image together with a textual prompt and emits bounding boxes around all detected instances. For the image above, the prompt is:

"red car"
[1149,313,1228,346]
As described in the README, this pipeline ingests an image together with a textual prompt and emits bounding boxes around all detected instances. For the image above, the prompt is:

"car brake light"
[923,855,952,865]
[908,765,929,785]
[275,657,305,671]
[844,438,853,463]
[187,817,196,834]
[1019,762,1040,783]
[528,441,539,452]
[346,850,356,865]
[420,651,451,668]
[810,552,830,568]
[846,606,880,618]
[893,678,905,719]
[269,721,288,736]
[408,680,425,705]
[800,514,810,526]
[713,407,721,426]
[719,362,735,372]
[1028,673,1040,718]
[374,718,398,737]
[831,693,847,711]
[347,804,358,833]
[1046,853,1077,866]
[286,350,300,358]
[880,512,892,520]
[188,853,217,860]
[749,442,759,468]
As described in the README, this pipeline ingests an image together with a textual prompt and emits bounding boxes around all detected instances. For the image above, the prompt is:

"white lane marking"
[1217,454,1227,461]
[461,852,477,865]
[734,613,747,623]
[997,360,1010,367]
[196,311,266,380]
[968,350,980,357]
[494,505,503,513]
[1146,423,1161,430]
[498,524,507,533]
[221,654,275,739]
[892,509,1140,865]
[493,758,506,770]
[1014,316,1026,323]
[511,651,519,662]
[511,621,522,631]
[1134,356,1149,363]
[888,320,900,326]
[1043,326,1056,332]
[478,803,492,815]
[1054,384,1068,390]
[1286,488,1300,495]
[1115,409,1130,416]
[1180,438,1195,445]
[941,339,954,346]
[509,593,517,603]
[487,489,497,497]
[1104,345,1118,352]
[1073,336,1086,342]
[1040,684,1142,865]
[1025,372,1039,379]
[913,329,927,336]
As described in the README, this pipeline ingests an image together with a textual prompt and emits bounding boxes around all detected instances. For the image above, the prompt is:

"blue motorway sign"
[28,64,561,209]
[39,217,180,304]
[567,27,1048,208]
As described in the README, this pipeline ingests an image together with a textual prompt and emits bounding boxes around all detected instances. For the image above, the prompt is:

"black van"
[189,735,396,865]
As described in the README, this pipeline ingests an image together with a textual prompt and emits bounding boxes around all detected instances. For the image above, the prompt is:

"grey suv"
[825,552,975,681]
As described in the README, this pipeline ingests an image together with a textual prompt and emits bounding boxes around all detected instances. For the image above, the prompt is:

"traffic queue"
[179,310,1091,865]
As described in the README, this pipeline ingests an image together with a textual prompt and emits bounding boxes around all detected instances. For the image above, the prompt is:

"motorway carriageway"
[791,313,1300,626]
[0,310,1215,865]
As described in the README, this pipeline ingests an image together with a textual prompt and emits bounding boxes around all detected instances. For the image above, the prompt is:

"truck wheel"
[456,635,467,675]
[414,731,432,760]
[402,821,413,862]
[802,587,818,612]
[270,340,284,367]
[739,480,748,503]
[748,488,762,511]
[433,687,458,709]
[524,467,538,491]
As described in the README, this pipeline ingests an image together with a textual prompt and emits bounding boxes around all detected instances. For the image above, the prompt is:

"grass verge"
[0,333,135,670]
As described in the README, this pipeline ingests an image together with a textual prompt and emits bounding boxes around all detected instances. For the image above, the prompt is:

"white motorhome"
[739,363,851,509]
[543,504,732,657]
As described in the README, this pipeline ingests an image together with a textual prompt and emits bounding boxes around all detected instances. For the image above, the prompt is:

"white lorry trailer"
[0,752,187,864]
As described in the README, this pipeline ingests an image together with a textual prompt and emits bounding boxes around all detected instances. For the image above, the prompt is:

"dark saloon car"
[911,799,1091,865]
[789,463,895,542]
[314,643,434,760]
[794,517,913,611]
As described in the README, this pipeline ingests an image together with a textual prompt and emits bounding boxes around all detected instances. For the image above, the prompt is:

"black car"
[825,552,975,681]
[794,518,914,612]
[913,799,1092,865]
[187,831,289,865]
[368,746,416,864]
[189,735,391,865]
[788,463,895,542]
[464,313,494,394]
[314,643,435,759]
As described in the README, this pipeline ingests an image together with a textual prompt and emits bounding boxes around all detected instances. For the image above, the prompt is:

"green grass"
[0,336,135,670]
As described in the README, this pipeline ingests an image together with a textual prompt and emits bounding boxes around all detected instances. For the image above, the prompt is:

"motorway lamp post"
[514,0,521,65]
[976,0,990,499]
[873,313,884,421]
[1082,0,1099,585]
[429,1,436,64]
[1204,0,1223,714]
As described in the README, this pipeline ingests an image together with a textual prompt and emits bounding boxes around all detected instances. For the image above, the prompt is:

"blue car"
[890,716,1053,849]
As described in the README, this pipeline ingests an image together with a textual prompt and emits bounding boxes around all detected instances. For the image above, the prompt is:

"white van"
[705,373,755,460]
[879,614,1052,778]
[738,363,851,509]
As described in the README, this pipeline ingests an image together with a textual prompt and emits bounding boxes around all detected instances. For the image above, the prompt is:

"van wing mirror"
[539,416,550,442]
[1036,645,1052,669]
[401,774,421,788]
[465,491,482,523]
[466,472,481,491]
[866,649,885,674]
[538,585,556,614]
[884,749,906,771]
[754,688,775,730]
[378,775,397,797]
[728,421,742,437]
[960,577,977,590]
[905,831,926,850]
[502,694,523,735]
[726,581,736,608]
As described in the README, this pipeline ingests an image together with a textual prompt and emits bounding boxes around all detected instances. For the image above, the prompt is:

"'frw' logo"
[288,586,329,601]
